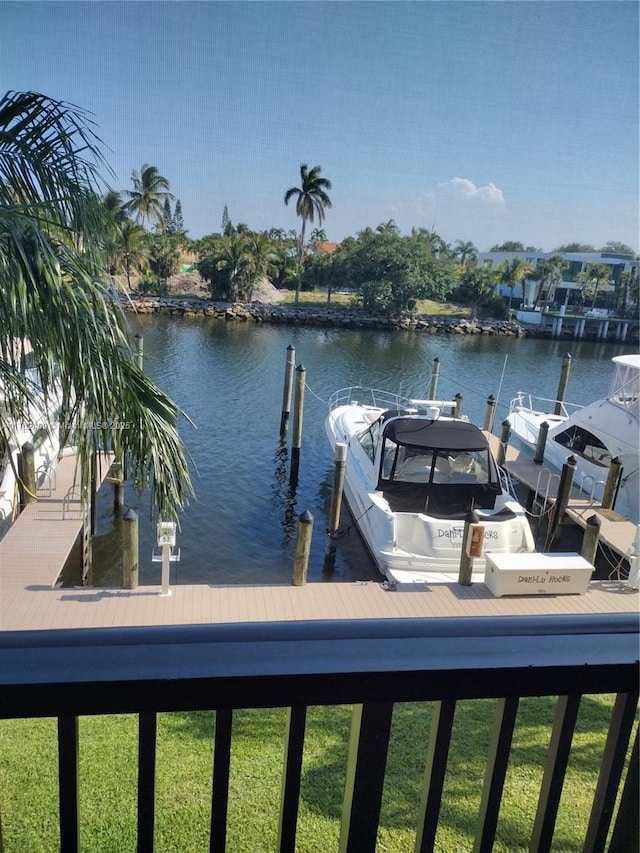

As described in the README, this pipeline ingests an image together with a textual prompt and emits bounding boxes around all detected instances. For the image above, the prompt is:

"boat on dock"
[325,387,535,584]
[508,354,640,525]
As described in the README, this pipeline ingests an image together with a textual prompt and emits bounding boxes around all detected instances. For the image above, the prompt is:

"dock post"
[454,393,463,419]
[549,455,577,543]
[497,420,511,468]
[483,395,496,432]
[290,364,306,484]
[325,443,347,566]
[134,333,144,371]
[429,357,440,400]
[601,457,623,512]
[292,510,314,586]
[18,441,37,510]
[554,353,572,416]
[458,511,480,585]
[122,508,139,589]
[112,461,124,515]
[581,514,601,566]
[280,344,296,438]
[533,421,550,465]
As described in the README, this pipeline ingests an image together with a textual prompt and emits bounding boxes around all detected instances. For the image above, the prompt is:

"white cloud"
[435,177,505,205]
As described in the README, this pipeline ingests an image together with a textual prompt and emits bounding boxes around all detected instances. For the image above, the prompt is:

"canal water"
[89,316,633,586]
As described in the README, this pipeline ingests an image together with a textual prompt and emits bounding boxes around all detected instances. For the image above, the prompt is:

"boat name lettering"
[438,527,465,539]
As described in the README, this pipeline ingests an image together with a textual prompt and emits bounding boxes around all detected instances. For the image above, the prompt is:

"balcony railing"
[0,612,637,852]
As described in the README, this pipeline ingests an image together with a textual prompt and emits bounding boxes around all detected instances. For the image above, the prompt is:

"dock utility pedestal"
[485,552,593,597]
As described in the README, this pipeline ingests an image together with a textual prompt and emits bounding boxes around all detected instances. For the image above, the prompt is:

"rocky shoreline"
[120,295,638,342]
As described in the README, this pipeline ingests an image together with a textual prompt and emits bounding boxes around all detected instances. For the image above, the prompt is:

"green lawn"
[0,697,634,852]
[279,290,471,317]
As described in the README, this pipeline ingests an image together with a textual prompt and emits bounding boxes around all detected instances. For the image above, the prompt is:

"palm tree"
[125,163,173,230]
[0,90,192,519]
[531,255,567,310]
[284,164,332,261]
[459,266,499,319]
[453,240,478,268]
[499,258,534,312]
[213,234,252,301]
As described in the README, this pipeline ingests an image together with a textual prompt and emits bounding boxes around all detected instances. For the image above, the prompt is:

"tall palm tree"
[453,240,478,268]
[499,258,534,311]
[284,164,332,260]
[125,163,173,230]
[0,90,192,519]
[531,255,567,310]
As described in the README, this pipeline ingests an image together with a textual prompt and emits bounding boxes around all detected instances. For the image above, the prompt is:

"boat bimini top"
[374,416,502,516]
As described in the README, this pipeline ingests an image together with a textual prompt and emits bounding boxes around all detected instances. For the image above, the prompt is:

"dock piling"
[122,508,139,589]
[135,333,144,371]
[280,344,296,438]
[17,441,37,511]
[554,353,572,416]
[290,364,306,485]
[458,511,481,585]
[429,358,440,400]
[483,395,496,432]
[534,421,550,465]
[602,457,623,512]
[581,514,601,566]
[325,443,347,566]
[454,393,463,419]
[497,420,511,468]
[292,510,314,586]
[549,455,577,543]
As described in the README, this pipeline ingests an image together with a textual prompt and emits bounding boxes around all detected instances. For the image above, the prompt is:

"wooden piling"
[90,452,98,535]
[122,508,139,590]
[581,514,601,565]
[280,344,296,438]
[325,443,347,564]
[496,420,511,468]
[549,455,577,543]
[292,510,314,586]
[454,393,463,419]
[483,395,496,432]
[135,333,144,371]
[458,511,480,585]
[429,358,440,400]
[534,421,550,465]
[601,457,623,512]
[18,441,37,511]
[290,364,306,484]
[554,353,572,416]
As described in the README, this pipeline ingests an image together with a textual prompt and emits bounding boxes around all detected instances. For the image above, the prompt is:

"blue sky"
[2,1,638,251]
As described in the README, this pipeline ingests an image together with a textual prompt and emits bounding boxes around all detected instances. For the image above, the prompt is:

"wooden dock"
[485,432,638,561]
[0,446,636,634]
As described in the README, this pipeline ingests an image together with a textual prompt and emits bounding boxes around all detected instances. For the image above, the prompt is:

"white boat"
[0,362,63,538]
[325,388,535,584]
[508,354,640,525]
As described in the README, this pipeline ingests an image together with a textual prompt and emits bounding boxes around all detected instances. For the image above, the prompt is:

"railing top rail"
[0,614,637,718]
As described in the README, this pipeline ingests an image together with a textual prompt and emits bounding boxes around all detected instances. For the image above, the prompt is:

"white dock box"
[485,552,594,597]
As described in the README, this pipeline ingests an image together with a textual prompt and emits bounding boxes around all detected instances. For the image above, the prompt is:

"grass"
[279,290,471,317]
[0,697,635,852]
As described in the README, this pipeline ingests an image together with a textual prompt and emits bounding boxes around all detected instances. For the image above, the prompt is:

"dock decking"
[0,447,636,634]
[485,432,638,561]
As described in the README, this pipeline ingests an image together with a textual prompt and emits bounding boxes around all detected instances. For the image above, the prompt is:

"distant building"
[310,241,340,255]
[477,250,639,310]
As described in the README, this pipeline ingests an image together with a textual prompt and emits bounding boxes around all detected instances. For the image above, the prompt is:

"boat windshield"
[381,440,491,485]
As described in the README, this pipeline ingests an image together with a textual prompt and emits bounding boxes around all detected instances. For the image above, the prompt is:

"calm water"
[91,316,633,586]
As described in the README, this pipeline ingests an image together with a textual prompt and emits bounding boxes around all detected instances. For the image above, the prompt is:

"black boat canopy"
[382,417,489,452]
